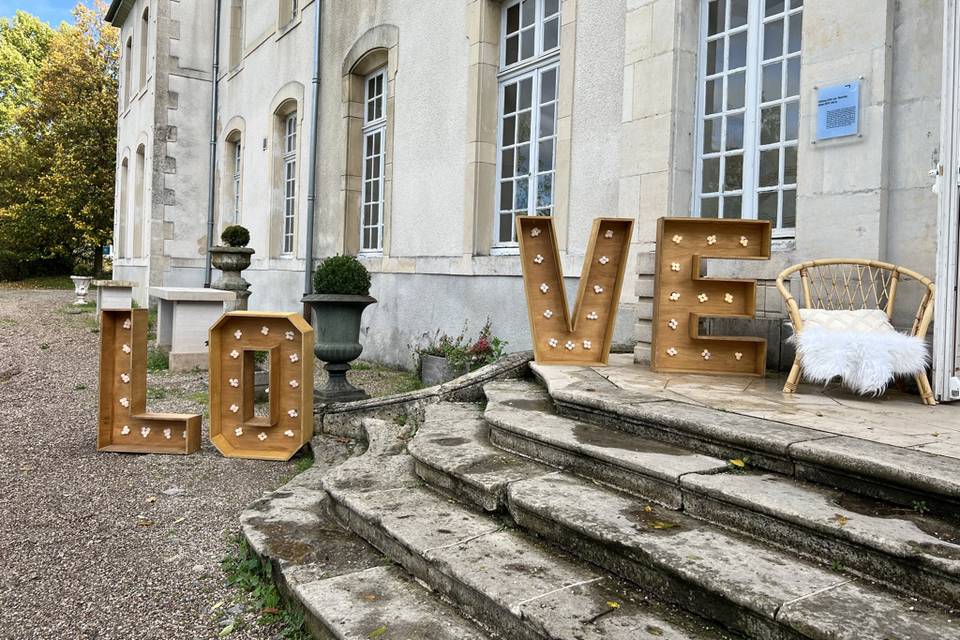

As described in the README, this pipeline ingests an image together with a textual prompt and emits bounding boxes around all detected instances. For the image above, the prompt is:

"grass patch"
[147,387,169,400]
[0,275,74,290]
[221,535,310,639]
[147,347,169,372]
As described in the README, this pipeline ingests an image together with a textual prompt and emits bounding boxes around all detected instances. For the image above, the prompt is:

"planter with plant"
[302,255,377,402]
[414,320,507,386]
[210,225,254,309]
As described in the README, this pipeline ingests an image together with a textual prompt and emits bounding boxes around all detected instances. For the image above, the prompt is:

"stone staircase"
[245,377,960,639]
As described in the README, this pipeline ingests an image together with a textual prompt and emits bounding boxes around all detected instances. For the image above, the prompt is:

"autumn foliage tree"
[0,2,118,279]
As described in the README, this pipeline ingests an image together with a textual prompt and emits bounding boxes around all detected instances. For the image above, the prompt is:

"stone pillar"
[621,0,700,363]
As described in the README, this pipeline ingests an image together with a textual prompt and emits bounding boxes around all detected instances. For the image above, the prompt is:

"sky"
[0,0,80,26]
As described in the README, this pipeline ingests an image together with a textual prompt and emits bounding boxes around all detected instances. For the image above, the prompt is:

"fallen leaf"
[729,459,746,468]
[832,514,849,527]
[210,600,224,611]
[219,623,234,637]
[606,601,621,609]
[261,607,279,615]
[650,520,677,530]
[933,432,940,437]
[146,496,157,503]
[173,517,186,524]
[643,505,653,513]
[363,593,379,601]
[368,626,388,638]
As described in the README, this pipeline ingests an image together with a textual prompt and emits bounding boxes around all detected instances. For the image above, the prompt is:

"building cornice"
[105,0,134,26]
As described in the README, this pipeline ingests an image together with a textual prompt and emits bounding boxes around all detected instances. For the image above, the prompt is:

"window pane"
[537,174,553,206]
[500,182,513,210]
[702,157,721,193]
[730,0,748,28]
[545,0,560,15]
[782,189,797,228]
[705,78,722,115]
[761,106,781,144]
[539,105,555,138]
[515,178,529,210]
[783,146,797,183]
[500,213,514,243]
[706,39,724,76]
[502,116,516,146]
[701,196,719,218]
[726,113,744,150]
[763,19,784,60]
[784,101,799,141]
[724,195,743,219]
[728,31,747,69]
[521,0,534,26]
[759,149,780,187]
[758,191,779,223]
[761,63,782,102]
[786,57,800,96]
[538,140,554,172]
[504,83,517,114]
[543,18,559,51]
[707,0,726,36]
[517,112,531,143]
[724,154,743,190]
[788,13,802,53]
[519,78,533,110]
[765,0,785,16]
[516,143,530,176]
[507,3,520,32]
[540,69,557,103]
[506,35,519,66]
[727,71,745,109]
[703,118,722,153]
[521,30,535,59]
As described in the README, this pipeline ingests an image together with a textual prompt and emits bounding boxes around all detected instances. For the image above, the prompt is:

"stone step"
[681,470,960,609]
[533,363,960,517]
[416,394,960,610]
[508,473,959,640]
[325,419,739,640]
[483,381,729,508]
[293,565,491,640]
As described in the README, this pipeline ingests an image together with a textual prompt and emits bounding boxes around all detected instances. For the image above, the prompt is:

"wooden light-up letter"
[518,216,634,365]
[651,217,771,376]
[97,309,201,454]
[209,312,313,461]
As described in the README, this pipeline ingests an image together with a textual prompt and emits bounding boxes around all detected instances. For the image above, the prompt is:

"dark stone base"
[317,363,369,403]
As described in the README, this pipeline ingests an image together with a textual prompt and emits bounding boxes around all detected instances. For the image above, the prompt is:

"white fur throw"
[791,310,928,396]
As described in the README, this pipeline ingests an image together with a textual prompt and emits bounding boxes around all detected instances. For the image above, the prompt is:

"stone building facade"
[107,0,960,398]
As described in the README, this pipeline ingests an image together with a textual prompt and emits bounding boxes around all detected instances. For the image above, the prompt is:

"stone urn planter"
[70,275,93,305]
[302,293,377,403]
[420,354,469,387]
[209,246,254,310]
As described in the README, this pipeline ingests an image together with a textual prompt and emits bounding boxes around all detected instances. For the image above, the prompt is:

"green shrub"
[312,255,371,295]
[413,320,507,372]
[220,225,250,248]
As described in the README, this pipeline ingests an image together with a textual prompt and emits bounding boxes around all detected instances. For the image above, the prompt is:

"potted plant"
[210,225,254,309]
[302,255,376,402]
[415,321,507,386]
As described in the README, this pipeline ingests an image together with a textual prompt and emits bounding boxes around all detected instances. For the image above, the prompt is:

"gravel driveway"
[0,290,358,640]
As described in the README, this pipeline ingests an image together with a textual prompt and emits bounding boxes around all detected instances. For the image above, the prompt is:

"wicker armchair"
[775,259,936,405]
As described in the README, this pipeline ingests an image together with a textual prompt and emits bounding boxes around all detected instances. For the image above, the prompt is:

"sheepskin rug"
[790,310,928,396]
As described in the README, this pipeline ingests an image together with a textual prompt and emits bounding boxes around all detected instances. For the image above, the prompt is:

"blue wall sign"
[816,80,860,141]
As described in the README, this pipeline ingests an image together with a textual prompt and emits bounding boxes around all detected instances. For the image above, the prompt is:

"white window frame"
[692,0,803,238]
[281,112,297,255]
[232,139,242,225]
[493,0,562,253]
[360,67,387,254]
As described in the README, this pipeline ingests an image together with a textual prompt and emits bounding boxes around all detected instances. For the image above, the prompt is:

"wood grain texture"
[651,217,771,376]
[208,312,314,461]
[97,309,201,454]
[517,216,633,365]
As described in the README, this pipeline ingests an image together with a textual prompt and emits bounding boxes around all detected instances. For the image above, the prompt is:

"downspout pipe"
[204,0,224,287]
[302,0,323,321]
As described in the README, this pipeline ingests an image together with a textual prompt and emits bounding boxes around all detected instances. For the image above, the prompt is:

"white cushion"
[799,308,895,334]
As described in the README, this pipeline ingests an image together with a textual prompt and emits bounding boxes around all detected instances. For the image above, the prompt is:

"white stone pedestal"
[93,280,137,314]
[149,287,235,372]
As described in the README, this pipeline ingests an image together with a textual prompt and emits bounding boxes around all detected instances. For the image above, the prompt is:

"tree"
[0,2,118,279]
[0,12,53,134]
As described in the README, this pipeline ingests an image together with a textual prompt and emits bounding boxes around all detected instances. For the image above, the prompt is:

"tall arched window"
[138,7,149,90]
[133,144,146,258]
[226,132,243,226]
[123,36,133,108]
[494,0,561,249]
[276,108,298,255]
[360,67,387,253]
[117,157,129,258]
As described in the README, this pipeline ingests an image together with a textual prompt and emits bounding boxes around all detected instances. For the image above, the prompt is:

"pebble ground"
[0,289,413,640]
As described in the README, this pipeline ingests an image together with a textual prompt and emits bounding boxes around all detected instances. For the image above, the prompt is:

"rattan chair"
[775,259,936,405]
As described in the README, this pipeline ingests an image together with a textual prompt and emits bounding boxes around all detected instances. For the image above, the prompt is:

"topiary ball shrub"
[220,225,250,248]
[313,255,371,296]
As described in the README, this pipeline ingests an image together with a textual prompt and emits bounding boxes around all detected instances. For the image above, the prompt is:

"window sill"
[490,246,520,256]
[275,15,302,42]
